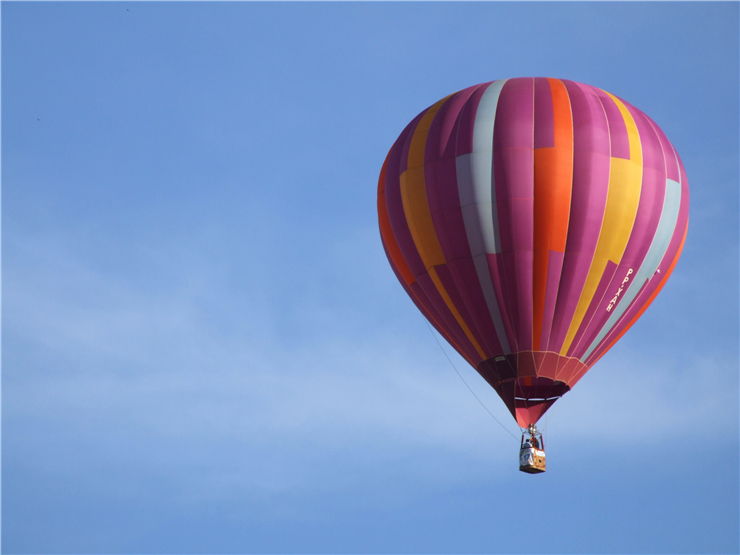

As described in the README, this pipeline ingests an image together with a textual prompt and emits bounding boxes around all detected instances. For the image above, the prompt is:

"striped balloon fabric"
[378,78,689,427]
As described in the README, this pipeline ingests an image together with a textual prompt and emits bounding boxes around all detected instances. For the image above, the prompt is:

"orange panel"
[377,158,415,286]
[533,79,574,349]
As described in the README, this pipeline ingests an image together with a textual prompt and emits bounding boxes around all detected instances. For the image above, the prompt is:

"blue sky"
[2,2,738,553]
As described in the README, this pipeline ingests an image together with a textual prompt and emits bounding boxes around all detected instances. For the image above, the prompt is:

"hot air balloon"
[377,78,689,473]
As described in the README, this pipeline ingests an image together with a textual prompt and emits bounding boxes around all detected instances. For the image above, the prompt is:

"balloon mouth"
[498,377,569,427]
[476,353,575,426]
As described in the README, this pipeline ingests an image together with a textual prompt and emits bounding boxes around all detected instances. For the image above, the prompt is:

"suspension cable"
[425,322,518,440]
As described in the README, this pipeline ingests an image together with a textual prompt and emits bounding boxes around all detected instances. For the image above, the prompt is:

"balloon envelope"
[378,78,689,427]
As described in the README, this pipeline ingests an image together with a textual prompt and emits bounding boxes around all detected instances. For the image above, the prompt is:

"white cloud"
[5,225,734,509]
[549,349,736,443]
[4,228,521,506]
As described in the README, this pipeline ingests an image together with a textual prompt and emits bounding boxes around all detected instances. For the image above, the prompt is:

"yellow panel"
[429,267,487,360]
[400,166,446,267]
[399,96,486,360]
[407,95,452,170]
[560,93,643,355]
[400,97,448,268]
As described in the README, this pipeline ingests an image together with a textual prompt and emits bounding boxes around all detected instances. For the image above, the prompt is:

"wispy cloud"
[7,224,731,483]
[5,227,523,513]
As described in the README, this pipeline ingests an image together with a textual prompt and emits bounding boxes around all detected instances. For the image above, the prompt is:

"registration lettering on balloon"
[606,268,634,313]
